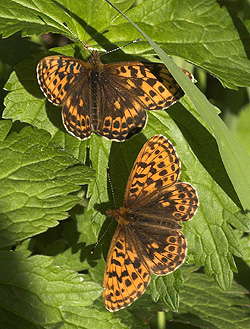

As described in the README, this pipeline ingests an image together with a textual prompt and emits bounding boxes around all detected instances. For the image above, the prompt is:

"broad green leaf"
[83,134,112,242]
[0,0,134,39]
[0,250,155,328]
[149,271,184,312]
[110,0,250,89]
[0,308,41,329]
[2,0,250,89]
[4,1,250,214]
[0,251,117,329]
[4,60,63,138]
[1,0,250,322]
[240,233,250,267]
[172,266,250,329]
[0,126,94,247]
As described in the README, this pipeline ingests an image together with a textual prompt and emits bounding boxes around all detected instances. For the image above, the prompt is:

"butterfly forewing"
[124,134,181,209]
[37,55,89,105]
[104,62,192,111]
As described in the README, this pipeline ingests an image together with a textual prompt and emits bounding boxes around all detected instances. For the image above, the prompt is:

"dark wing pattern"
[103,223,150,312]
[124,134,181,208]
[37,53,193,141]
[37,55,92,139]
[95,63,193,141]
[103,216,188,311]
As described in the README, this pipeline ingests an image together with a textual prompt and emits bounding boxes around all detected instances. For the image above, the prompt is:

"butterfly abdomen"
[87,51,105,130]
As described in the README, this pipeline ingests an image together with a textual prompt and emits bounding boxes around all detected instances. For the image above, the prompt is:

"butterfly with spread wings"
[37,50,193,141]
[103,135,199,311]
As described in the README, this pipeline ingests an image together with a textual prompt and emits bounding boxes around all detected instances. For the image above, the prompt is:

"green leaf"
[149,271,184,312]
[83,134,112,243]
[1,0,250,323]
[4,1,250,217]
[0,120,11,141]
[0,251,111,329]
[240,233,250,268]
[0,0,134,39]
[3,60,62,137]
[0,126,94,247]
[235,103,250,156]
[172,266,250,329]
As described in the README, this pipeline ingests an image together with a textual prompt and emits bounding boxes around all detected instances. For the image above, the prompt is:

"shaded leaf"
[0,126,94,247]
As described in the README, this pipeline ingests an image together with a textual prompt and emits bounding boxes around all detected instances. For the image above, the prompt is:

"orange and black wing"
[124,134,198,223]
[103,224,150,312]
[129,220,187,275]
[37,55,92,140]
[103,219,189,311]
[124,134,181,208]
[95,62,193,141]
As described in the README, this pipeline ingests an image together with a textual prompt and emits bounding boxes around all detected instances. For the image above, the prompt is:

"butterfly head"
[106,207,132,225]
[88,50,103,69]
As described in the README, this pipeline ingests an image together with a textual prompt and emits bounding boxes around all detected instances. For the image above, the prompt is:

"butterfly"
[103,134,199,311]
[37,49,193,141]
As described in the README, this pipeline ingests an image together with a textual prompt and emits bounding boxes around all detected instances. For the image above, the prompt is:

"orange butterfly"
[37,49,193,141]
[103,135,198,311]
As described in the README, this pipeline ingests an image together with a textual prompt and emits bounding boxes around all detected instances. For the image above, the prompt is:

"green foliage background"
[0,0,250,328]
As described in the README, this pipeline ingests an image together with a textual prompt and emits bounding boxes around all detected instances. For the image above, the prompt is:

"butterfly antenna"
[107,167,116,209]
[90,167,116,254]
[62,22,89,51]
[90,217,114,254]
[100,38,142,57]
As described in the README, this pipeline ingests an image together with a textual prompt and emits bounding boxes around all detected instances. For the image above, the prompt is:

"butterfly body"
[103,135,198,311]
[37,52,193,141]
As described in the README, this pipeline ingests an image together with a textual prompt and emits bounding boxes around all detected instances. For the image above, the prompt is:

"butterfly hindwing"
[94,75,148,141]
[129,221,187,275]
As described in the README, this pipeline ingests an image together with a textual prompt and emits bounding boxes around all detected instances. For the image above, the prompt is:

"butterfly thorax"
[106,207,133,225]
[88,50,104,72]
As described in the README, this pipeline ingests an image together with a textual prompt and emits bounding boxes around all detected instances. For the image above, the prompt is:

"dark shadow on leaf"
[217,0,250,60]
[168,104,241,209]
[94,201,111,215]
[170,312,212,329]
[14,59,45,98]
[45,101,64,132]
[0,32,41,68]
[234,255,250,293]
[51,0,147,63]
[108,132,148,206]
[8,120,31,136]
